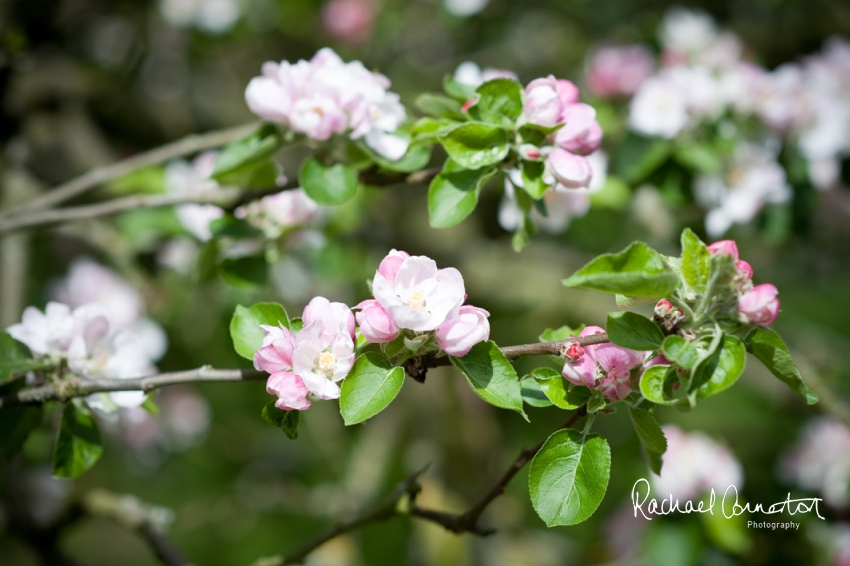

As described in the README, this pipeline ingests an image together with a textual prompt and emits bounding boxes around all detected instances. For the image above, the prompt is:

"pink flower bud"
[564,342,585,361]
[436,305,490,357]
[355,299,399,343]
[738,283,780,326]
[598,373,632,400]
[518,144,541,160]
[736,260,753,279]
[461,100,474,113]
[644,354,671,368]
[554,103,603,156]
[253,324,296,373]
[707,240,739,259]
[524,76,564,127]
[321,0,378,45]
[556,79,580,106]
[654,299,674,318]
[302,296,356,342]
[546,148,593,189]
[586,45,654,98]
[377,249,410,284]
[267,371,311,411]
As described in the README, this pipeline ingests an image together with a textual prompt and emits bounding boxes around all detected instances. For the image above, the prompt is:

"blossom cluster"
[255,251,491,412]
[588,7,850,236]
[245,48,409,160]
[706,239,780,326]
[561,326,645,401]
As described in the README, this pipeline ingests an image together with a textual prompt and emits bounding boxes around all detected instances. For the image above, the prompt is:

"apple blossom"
[738,283,780,326]
[266,372,311,411]
[235,188,320,238]
[253,324,295,374]
[321,0,378,45]
[452,61,518,88]
[354,300,399,343]
[523,76,565,128]
[372,253,465,332]
[554,103,603,155]
[546,148,592,189]
[561,326,644,397]
[7,302,108,358]
[782,417,850,508]
[436,305,491,357]
[244,48,409,160]
[628,75,689,138]
[706,239,739,258]
[586,45,655,97]
[164,151,225,242]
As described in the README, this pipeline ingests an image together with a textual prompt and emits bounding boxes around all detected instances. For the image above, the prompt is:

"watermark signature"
[631,478,824,522]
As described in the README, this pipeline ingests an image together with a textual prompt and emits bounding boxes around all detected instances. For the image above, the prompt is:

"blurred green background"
[2,0,850,564]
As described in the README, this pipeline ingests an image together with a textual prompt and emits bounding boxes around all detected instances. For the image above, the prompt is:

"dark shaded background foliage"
[2,0,850,564]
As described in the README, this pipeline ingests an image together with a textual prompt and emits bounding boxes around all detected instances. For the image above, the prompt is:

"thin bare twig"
[1,122,259,217]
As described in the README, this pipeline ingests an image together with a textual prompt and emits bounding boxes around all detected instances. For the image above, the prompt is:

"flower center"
[407,290,426,311]
[317,351,336,375]
[314,106,325,117]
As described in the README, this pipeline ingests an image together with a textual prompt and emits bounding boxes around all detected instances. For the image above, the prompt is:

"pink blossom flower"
[303,296,356,344]
[377,249,410,283]
[372,253,465,332]
[556,80,580,106]
[706,239,739,258]
[738,283,780,326]
[291,320,355,400]
[524,76,564,127]
[7,302,109,357]
[289,95,348,141]
[546,148,593,188]
[267,372,311,411]
[321,0,378,45]
[562,326,643,398]
[235,188,320,239]
[436,305,490,357]
[586,45,655,97]
[562,326,604,388]
[598,373,632,400]
[554,103,603,156]
[736,260,754,279]
[253,324,295,374]
[355,299,399,343]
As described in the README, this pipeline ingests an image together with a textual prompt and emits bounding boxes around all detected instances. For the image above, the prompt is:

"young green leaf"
[299,157,359,205]
[521,160,549,199]
[538,326,584,342]
[468,78,523,126]
[661,335,699,369]
[563,242,678,298]
[0,405,42,458]
[531,367,590,410]
[450,341,527,419]
[529,429,611,527]
[744,328,818,405]
[211,124,283,182]
[628,406,667,474]
[360,142,433,173]
[428,160,496,228]
[680,228,711,293]
[613,134,671,184]
[696,336,746,399]
[640,365,684,406]
[0,332,46,381]
[261,401,300,439]
[438,122,510,170]
[53,402,103,478]
[521,377,553,408]
[414,93,466,120]
[340,353,405,425]
[606,311,664,350]
[518,123,561,146]
[230,302,289,360]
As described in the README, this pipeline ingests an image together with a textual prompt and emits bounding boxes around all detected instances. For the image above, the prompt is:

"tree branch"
[0,367,264,409]
[1,123,260,217]
[0,335,607,409]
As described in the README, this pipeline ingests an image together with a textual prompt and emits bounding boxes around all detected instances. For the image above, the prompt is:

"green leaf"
[468,79,523,126]
[696,336,746,399]
[361,142,433,173]
[0,405,42,458]
[674,143,722,174]
[299,157,359,206]
[415,93,465,120]
[640,365,684,406]
[340,353,405,425]
[521,160,549,199]
[410,117,459,142]
[563,242,679,298]
[230,302,289,360]
[531,367,590,409]
[661,335,699,369]
[0,332,46,381]
[450,341,527,419]
[529,429,611,526]
[521,377,553,408]
[428,160,496,228]
[141,395,159,415]
[680,228,711,293]
[220,255,268,288]
[439,122,510,170]
[212,124,283,183]
[628,406,667,474]
[209,215,262,239]
[518,123,561,146]
[744,328,818,405]
[606,311,664,350]
[539,326,584,342]
[443,76,477,101]
[261,401,300,439]
[53,403,103,478]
